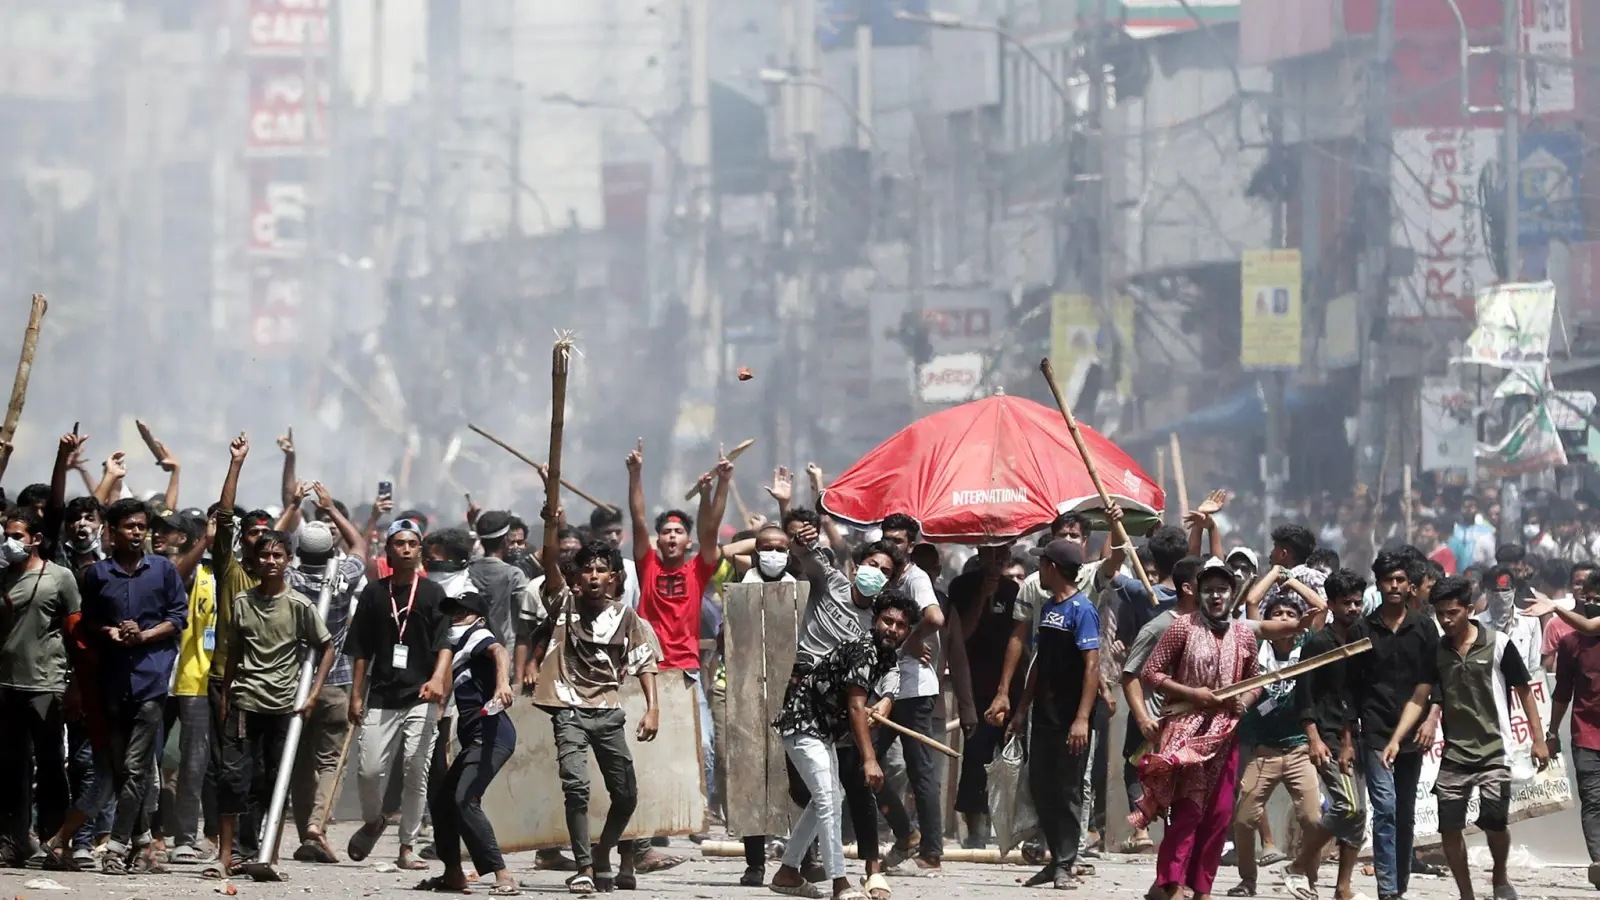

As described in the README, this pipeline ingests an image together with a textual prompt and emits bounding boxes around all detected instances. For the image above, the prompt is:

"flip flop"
[863,873,891,900]
[835,889,869,900]
[293,837,340,864]
[566,874,597,895]
[414,875,469,893]
[1259,849,1289,866]
[397,855,431,870]
[1025,866,1058,888]
[1227,884,1257,897]
[487,884,521,896]
[202,863,233,880]
[768,883,826,899]
[347,820,389,862]
[634,850,686,874]
[1066,863,1094,877]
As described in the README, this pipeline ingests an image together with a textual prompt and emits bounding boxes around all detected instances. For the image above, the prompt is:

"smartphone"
[378,480,393,500]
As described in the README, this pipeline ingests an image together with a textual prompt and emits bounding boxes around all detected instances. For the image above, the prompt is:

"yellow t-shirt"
[173,563,218,697]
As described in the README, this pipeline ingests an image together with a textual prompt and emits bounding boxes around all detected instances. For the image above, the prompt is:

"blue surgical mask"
[854,565,889,597]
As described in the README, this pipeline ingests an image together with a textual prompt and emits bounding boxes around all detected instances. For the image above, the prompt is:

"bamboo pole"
[544,338,574,549]
[1170,432,1190,520]
[2,293,47,444]
[1038,359,1158,601]
[683,437,757,500]
[1162,638,1373,719]
[467,422,617,513]
[870,710,960,759]
[1156,448,1168,525]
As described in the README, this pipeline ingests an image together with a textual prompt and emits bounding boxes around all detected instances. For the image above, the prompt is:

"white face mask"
[757,550,789,579]
[449,621,473,642]
[0,537,28,567]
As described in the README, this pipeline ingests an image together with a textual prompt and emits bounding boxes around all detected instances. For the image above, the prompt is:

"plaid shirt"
[288,554,367,687]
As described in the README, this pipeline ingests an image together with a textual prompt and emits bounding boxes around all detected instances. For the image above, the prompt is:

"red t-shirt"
[637,551,717,671]
[1427,545,1458,577]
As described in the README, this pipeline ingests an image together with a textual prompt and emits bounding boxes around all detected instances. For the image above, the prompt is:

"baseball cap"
[387,518,423,541]
[1225,547,1260,570]
[1199,556,1237,581]
[442,591,488,617]
[298,521,337,555]
[1031,539,1085,570]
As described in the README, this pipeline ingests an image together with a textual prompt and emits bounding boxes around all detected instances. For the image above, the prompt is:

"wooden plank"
[723,581,772,838]
[485,676,707,851]
[760,581,804,836]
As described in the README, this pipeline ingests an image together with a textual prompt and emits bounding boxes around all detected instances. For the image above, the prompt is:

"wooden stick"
[468,422,618,512]
[315,717,358,834]
[1039,358,1158,601]
[1170,432,1190,520]
[1403,463,1414,541]
[683,437,757,500]
[1156,448,1168,525]
[729,477,752,523]
[544,338,574,550]
[1162,638,1373,719]
[2,294,47,444]
[869,710,960,758]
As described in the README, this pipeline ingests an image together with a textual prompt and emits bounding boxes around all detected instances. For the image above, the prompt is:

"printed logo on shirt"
[653,571,686,601]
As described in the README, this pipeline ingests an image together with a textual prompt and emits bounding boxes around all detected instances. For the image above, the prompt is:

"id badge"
[202,626,216,652]
[391,644,410,669]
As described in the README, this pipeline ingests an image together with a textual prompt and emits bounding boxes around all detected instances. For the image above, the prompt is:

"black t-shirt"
[947,571,1020,705]
[1033,592,1102,731]
[345,575,451,710]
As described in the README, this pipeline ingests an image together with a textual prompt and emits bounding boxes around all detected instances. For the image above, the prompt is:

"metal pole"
[1503,0,1520,282]
[254,559,342,869]
[1353,0,1396,491]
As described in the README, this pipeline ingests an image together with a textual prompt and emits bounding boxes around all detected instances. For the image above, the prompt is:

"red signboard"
[250,264,305,348]
[246,0,330,57]
[246,59,329,156]
[248,166,307,257]
[602,162,652,230]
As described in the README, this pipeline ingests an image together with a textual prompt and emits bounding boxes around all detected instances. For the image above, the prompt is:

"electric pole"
[1502,0,1520,283]
[1263,73,1288,534]
[1353,0,1395,491]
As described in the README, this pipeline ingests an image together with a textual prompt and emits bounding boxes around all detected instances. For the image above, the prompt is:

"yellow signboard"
[1050,292,1098,385]
[1240,249,1303,370]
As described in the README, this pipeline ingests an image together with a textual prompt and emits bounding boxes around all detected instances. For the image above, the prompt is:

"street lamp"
[756,67,883,151]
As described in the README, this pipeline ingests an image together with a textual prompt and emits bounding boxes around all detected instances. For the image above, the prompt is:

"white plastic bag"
[985,734,1039,854]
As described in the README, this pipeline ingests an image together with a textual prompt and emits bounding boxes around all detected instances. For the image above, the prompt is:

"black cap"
[442,591,488,617]
[475,510,514,541]
[1030,539,1085,570]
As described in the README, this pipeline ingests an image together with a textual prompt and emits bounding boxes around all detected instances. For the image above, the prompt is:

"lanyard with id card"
[390,576,420,671]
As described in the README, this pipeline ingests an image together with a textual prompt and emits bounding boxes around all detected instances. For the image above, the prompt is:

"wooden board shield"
[723,580,808,838]
[484,674,707,851]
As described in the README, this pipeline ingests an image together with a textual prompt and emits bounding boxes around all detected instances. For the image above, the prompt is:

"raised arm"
[698,447,733,566]
[626,439,650,566]
[315,482,368,560]
[276,482,309,533]
[50,431,89,511]
[765,466,793,518]
[94,452,126,505]
[218,433,249,515]
[277,429,297,510]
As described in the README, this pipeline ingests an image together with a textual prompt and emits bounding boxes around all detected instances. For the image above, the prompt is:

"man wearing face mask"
[0,505,83,866]
[466,511,531,652]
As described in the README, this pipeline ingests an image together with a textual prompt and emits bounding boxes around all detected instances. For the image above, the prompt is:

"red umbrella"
[820,394,1165,544]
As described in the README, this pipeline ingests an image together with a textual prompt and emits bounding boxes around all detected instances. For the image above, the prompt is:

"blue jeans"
[1362,745,1422,897]
[695,674,714,796]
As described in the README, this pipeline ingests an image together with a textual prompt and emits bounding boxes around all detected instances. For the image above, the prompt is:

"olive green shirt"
[0,561,81,692]
[226,585,330,714]
[209,516,260,679]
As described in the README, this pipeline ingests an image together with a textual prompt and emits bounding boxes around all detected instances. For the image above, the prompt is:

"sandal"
[863,873,891,900]
[41,843,80,872]
[1259,849,1289,866]
[1025,866,1058,888]
[1121,835,1156,854]
[414,875,469,893]
[1227,884,1257,897]
[1052,873,1078,890]
[567,874,597,895]
[202,863,233,880]
[293,837,340,864]
[397,854,432,870]
[768,883,826,899]
[634,850,686,874]
[488,884,522,896]
[347,820,389,863]
[834,889,869,900]
[1066,863,1094,877]
[1284,873,1318,900]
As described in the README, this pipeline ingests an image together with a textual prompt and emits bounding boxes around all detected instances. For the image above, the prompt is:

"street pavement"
[4,824,1598,900]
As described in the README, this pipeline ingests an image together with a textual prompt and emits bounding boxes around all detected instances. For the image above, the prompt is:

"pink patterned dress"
[1132,613,1261,828]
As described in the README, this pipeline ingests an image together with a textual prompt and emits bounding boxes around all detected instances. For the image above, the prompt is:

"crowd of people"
[0,428,1596,900]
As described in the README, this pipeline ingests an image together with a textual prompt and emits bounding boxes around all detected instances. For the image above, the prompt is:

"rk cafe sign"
[247,58,329,156]
[246,0,329,57]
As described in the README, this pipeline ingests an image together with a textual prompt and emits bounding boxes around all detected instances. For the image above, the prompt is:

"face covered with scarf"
[1482,567,1520,630]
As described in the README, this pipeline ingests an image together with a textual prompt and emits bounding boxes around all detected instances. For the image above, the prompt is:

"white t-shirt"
[896,565,942,699]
